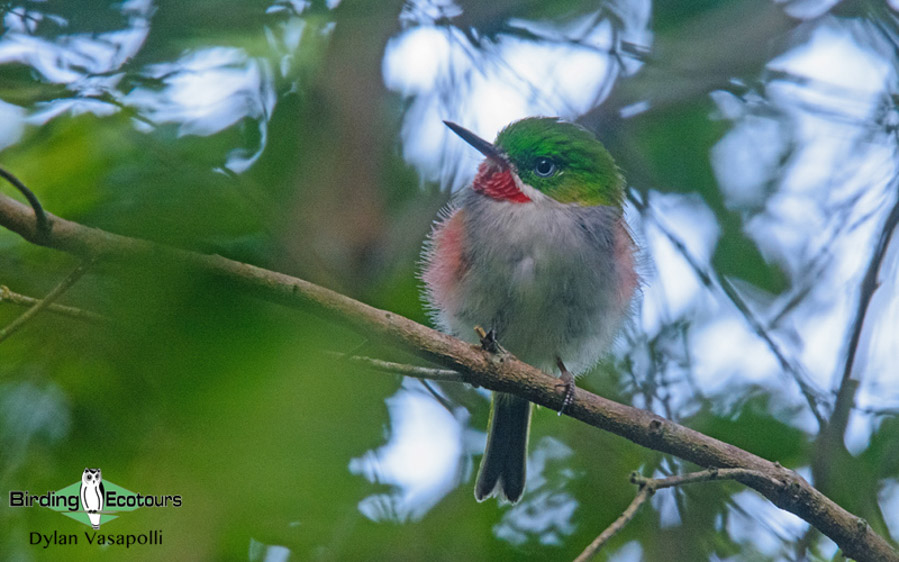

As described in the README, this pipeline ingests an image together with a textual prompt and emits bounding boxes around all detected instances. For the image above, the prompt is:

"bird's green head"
[445,117,625,207]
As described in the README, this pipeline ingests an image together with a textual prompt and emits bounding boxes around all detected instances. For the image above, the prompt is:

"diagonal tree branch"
[0,191,895,561]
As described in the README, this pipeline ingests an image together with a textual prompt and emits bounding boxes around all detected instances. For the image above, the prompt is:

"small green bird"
[421,117,638,503]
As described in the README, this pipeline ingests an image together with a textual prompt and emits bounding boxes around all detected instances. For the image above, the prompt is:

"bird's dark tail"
[475,392,531,503]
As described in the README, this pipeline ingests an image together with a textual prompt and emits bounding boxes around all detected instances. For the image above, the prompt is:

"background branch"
[629,193,827,428]
[0,259,94,343]
[808,187,899,543]
[816,191,899,466]
[0,191,895,561]
[0,284,111,325]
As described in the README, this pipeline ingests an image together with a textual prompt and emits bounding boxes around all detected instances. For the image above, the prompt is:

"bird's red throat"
[472,161,531,203]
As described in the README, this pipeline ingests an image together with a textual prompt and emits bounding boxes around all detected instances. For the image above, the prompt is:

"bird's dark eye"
[534,157,556,177]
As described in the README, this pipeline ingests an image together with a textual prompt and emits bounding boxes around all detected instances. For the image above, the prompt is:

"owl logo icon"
[80,468,105,530]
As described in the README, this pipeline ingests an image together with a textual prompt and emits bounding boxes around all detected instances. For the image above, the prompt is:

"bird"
[80,467,105,529]
[420,117,638,503]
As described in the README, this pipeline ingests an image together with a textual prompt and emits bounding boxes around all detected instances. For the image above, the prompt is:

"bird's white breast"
[439,190,633,375]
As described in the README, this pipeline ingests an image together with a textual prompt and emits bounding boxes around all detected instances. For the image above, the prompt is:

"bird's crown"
[494,117,625,207]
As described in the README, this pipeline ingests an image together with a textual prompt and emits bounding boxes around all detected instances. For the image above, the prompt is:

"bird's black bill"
[443,120,505,163]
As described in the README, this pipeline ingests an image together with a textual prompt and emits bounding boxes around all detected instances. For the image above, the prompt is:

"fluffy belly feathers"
[422,192,636,374]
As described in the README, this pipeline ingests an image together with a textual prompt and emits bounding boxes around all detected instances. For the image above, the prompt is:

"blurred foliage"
[1,0,898,561]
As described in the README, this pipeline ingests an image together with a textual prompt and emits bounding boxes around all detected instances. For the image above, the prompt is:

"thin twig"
[326,352,464,382]
[575,468,780,561]
[0,259,95,343]
[0,284,111,325]
[573,486,653,562]
[631,467,778,491]
[0,166,50,238]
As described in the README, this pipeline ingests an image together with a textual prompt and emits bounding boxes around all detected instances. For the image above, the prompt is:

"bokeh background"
[1,0,898,560]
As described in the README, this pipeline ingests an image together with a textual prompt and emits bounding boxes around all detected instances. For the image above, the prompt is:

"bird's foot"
[555,357,576,416]
[468,326,508,388]
[475,326,507,355]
